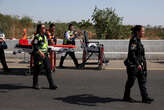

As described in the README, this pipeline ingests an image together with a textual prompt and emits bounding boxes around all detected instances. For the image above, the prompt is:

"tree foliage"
[0,12,164,39]
[0,13,35,38]
[92,7,123,39]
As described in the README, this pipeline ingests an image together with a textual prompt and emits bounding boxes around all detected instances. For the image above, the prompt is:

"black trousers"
[124,67,148,99]
[59,51,78,67]
[33,54,55,87]
[0,48,8,70]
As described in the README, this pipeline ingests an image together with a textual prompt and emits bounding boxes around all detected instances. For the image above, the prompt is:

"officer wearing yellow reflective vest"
[32,24,57,90]
[59,24,79,68]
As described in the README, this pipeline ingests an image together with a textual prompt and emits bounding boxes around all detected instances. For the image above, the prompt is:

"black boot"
[49,85,58,90]
[3,68,10,73]
[32,84,40,90]
[142,97,154,104]
[123,97,137,103]
[47,72,58,90]
[123,87,137,103]
[32,76,40,90]
[59,56,65,68]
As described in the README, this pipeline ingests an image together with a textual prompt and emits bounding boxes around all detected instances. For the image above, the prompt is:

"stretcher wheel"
[98,64,102,70]
[24,69,32,76]
[79,63,85,69]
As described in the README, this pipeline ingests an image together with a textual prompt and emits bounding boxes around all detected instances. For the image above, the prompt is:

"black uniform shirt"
[128,36,146,68]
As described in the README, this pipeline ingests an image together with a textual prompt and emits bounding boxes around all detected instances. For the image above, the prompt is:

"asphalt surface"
[0,68,164,110]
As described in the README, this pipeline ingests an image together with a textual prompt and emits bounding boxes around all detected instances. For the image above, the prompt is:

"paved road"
[1,58,164,70]
[0,68,163,110]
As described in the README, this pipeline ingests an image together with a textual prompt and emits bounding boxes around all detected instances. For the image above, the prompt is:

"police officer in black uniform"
[0,37,8,72]
[32,24,57,90]
[59,24,79,68]
[123,25,154,104]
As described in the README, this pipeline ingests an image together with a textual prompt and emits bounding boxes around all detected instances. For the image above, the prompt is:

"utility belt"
[33,51,48,64]
[125,57,147,75]
[124,58,145,67]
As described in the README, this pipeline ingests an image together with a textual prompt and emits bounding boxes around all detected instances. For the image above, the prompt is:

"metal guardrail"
[4,39,164,60]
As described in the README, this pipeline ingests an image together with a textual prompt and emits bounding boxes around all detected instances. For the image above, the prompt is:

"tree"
[78,19,93,29]
[69,21,79,28]
[92,7,123,39]
[55,23,68,38]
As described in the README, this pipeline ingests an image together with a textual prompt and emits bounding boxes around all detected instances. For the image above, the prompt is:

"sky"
[0,0,164,26]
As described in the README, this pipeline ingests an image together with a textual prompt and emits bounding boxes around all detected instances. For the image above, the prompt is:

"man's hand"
[74,31,78,35]
[39,51,45,59]
[70,34,76,39]
[138,65,142,70]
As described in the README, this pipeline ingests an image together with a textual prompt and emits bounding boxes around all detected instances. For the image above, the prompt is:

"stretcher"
[13,43,77,75]
[80,31,109,70]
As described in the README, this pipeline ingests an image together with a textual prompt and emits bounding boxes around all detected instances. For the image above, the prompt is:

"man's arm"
[65,31,79,40]
[32,37,45,58]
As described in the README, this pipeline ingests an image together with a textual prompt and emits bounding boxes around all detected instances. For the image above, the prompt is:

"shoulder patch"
[131,43,137,50]
[132,43,136,48]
